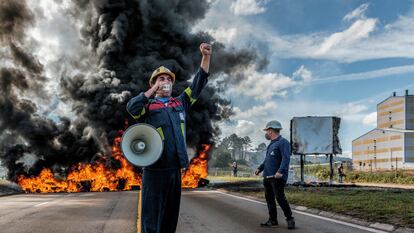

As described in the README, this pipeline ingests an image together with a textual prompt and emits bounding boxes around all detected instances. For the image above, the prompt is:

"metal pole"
[329,154,333,184]
[367,146,370,172]
[370,160,372,173]
[374,139,377,170]
[395,154,398,176]
[300,154,304,184]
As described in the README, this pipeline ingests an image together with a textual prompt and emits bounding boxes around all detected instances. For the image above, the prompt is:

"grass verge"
[216,181,414,228]
[295,165,414,185]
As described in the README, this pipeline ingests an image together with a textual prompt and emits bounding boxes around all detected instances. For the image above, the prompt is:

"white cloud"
[235,120,256,136]
[276,10,414,62]
[233,101,278,120]
[292,65,312,82]
[343,3,369,21]
[230,0,268,16]
[362,112,377,126]
[233,66,294,100]
[226,65,311,100]
[336,103,369,122]
[341,103,368,115]
[315,18,377,55]
[311,64,414,84]
[206,27,238,44]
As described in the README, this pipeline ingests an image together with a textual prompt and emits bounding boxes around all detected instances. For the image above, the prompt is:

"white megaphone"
[121,123,164,167]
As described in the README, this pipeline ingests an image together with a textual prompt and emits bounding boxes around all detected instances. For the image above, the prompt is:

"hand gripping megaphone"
[121,123,164,167]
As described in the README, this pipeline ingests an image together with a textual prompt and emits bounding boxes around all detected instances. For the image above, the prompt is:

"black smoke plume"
[0,0,99,180]
[0,0,261,181]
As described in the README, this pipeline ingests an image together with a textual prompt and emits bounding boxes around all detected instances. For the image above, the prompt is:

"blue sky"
[194,0,414,157]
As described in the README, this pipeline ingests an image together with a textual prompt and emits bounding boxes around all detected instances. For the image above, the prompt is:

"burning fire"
[182,144,211,188]
[18,123,211,193]
[18,134,141,193]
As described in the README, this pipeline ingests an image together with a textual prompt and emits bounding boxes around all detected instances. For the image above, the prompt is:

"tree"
[254,142,267,164]
[213,134,252,166]
[228,133,243,160]
[241,136,252,161]
[214,151,232,168]
[256,143,267,152]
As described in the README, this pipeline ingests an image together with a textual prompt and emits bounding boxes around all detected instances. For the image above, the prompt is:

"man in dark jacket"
[126,43,212,233]
[255,120,295,230]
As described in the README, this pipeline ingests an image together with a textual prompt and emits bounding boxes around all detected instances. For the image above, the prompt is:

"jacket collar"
[154,96,171,103]
[270,135,281,144]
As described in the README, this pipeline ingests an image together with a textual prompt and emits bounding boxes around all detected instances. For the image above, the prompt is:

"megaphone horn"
[121,123,164,167]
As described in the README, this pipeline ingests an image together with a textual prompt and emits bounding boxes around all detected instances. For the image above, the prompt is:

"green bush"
[292,164,414,184]
[315,167,331,180]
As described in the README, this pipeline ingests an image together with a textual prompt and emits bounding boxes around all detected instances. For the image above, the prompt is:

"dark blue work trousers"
[141,168,181,233]
[264,178,293,221]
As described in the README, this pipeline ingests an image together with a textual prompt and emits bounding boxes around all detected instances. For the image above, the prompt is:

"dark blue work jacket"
[126,68,209,169]
[258,135,291,181]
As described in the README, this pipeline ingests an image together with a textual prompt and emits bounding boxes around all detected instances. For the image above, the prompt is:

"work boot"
[287,218,295,229]
[260,219,278,227]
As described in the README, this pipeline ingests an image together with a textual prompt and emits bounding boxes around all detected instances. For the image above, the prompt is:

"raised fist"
[200,43,212,56]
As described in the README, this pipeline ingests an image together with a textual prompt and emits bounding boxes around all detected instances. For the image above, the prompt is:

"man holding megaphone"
[126,43,212,233]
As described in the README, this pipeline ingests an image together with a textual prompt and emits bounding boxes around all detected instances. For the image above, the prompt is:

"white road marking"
[34,202,49,207]
[185,190,219,193]
[80,193,95,197]
[209,190,388,233]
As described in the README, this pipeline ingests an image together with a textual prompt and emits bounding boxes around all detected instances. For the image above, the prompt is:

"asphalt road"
[0,191,137,233]
[0,190,387,233]
[177,190,387,233]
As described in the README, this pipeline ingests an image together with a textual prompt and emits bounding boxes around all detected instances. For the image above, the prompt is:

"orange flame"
[18,130,141,193]
[181,144,211,188]
[18,122,211,192]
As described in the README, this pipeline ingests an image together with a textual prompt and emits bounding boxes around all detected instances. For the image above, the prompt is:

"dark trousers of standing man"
[141,168,181,233]
[263,178,293,221]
